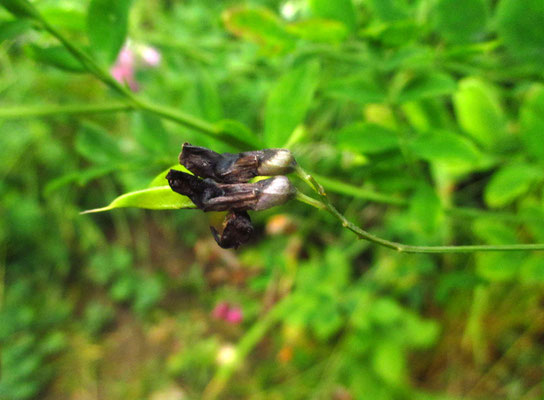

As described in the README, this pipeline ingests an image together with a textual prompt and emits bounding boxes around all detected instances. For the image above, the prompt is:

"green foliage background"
[1,0,544,399]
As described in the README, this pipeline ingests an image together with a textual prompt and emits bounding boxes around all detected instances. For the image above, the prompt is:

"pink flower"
[212,302,243,324]
[110,42,161,92]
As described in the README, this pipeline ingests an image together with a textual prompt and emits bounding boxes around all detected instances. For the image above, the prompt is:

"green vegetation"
[1,0,544,399]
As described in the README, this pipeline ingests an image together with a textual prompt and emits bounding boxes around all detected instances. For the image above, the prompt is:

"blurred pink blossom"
[212,302,243,324]
[110,42,161,92]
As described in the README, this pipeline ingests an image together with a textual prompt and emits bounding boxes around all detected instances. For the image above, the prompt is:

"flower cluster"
[167,143,297,248]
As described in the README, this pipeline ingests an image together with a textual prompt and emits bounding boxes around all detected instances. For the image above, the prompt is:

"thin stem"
[296,167,544,253]
[312,173,532,223]
[0,102,133,119]
[32,10,252,149]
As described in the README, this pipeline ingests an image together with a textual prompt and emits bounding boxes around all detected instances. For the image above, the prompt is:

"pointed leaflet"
[82,186,196,214]
[264,61,320,148]
[87,0,132,65]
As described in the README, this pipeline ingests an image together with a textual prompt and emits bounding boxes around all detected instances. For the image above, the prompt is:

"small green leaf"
[484,164,541,208]
[337,122,398,154]
[453,77,506,148]
[1,0,39,19]
[264,60,320,148]
[132,112,171,155]
[409,130,480,163]
[27,45,85,72]
[372,343,406,385]
[397,73,456,103]
[309,0,357,32]
[222,6,295,53]
[365,0,409,21]
[497,0,544,62]
[409,184,442,237]
[520,84,544,161]
[476,252,523,282]
[324,74,386,105]
[87,0,132,65]
[81,186,196,214]
[520,256,544,284]
[434,0,488,43]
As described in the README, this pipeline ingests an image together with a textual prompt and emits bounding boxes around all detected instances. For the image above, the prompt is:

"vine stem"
[27,8,250,149]
[0,102,133,118]
[295,166,544,253]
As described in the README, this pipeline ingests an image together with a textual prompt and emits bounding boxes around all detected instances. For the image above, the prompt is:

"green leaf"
[222,6,295,53]
[1,0,39,19]
[497,0,544,62]
[336,122,398,154]
[87,0,132,65]
[372,343,406,385]
[476,252,523,282]
[453,77,506,148]
[409,130,480,163]
[27,45,85,72]
[287,18,348,43]
[324,74,386,105]
[433,0,488,43]
[81,186,196,214]
[264,60,320,148]
[75,123,122,164]
[397,73,456,103]
[520,84,544,161]
[484,164,541,208]
[365,0,409,21]
[409,184,442,237]
[309,0,357,32]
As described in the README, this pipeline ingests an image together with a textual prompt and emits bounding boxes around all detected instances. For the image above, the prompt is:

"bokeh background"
[1,0,544,399]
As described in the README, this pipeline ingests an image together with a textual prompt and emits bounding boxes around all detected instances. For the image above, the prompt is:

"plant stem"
[296,166,544,253]
[0,102,133,119]
[312,173,532,223]
[32,10,251,149]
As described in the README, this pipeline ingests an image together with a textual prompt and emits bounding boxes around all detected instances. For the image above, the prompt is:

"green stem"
[202,297,292,400]
[32,10,251,149]
[312,173,532,223]
[0,102,133,119]
[296,167,544,254]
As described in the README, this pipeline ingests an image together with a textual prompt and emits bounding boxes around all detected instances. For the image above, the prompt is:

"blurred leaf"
[27,45,85,72]
[476,252,523,281]
[0,19,31,42]
[309,0,356,31]
[264,60,320,147]
[372,342,406,385]
[81,186,196,214]
[287,18,348,43]
[337,122,398,154]
[520,84,544,162]
[433,0,488,43]
[484,164,541,208]
[1,0,39,19]
[87,0,132,65]
[497,0,544,62]
[215,119,262,150]
[397,73,456,103]
[365,0,409,21]
[222,6,295,53]
[325,74,386,105]
[75,123,122,164]
[453,77,506,148]
[132,112,171,155]
[409,184,442,237]
[44,165,118,195]
[41,7,86,31]
[409,130,480,163]
[520,256,544,284]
